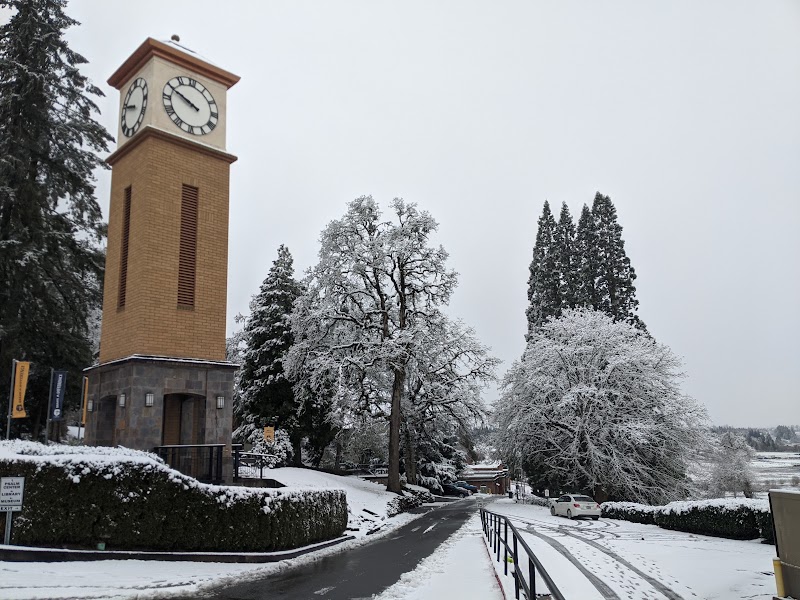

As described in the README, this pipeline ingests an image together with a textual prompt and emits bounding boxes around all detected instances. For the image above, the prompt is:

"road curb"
[0,535,354,563]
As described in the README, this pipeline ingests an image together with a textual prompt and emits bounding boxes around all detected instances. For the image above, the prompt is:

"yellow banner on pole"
[81,376,89,425]
[263,426,275,442]
[12,361,30,419]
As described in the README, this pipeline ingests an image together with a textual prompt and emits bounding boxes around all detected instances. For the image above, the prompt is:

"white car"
[550,494,601,520]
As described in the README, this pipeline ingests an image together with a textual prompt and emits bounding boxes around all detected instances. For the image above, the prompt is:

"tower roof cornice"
[108,37,240,90]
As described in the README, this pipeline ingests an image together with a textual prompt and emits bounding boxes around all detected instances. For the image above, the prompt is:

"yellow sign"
[11,361,30,419]
[81,376,89,424]
[263,426,275,442]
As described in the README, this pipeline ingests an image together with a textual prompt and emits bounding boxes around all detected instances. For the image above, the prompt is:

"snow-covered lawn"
[489,499,779,600]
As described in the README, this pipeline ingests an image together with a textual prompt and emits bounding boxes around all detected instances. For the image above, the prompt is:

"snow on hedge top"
[603,496,769,515]
[0,441,341,511]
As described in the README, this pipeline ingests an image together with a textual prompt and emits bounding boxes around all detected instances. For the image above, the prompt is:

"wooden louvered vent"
[178,184,199,308]
[118,186,132,308]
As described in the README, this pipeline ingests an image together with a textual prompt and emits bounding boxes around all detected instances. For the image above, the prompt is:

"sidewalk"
[374,512,504,600]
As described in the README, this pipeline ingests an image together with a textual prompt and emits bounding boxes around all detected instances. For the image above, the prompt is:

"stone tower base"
[84,355,237,482]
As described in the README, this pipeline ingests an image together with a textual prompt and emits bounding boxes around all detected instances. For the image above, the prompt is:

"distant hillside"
[711,425,800,452]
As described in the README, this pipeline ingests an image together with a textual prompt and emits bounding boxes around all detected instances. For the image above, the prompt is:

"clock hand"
[173,89,200,112]
[124,104,137,110]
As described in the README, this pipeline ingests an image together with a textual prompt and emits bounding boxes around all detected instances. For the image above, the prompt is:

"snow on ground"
[489,499,779,600]
[374,512,503,600]
[258,467,413,536]
[0,466,431,599]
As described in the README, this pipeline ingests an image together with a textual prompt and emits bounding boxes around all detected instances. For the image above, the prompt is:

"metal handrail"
[232,448,280,480]
[153,444,224,484]
[480,507,565,600]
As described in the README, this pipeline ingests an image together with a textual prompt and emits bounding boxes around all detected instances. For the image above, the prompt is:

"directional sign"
[0,477,24,512]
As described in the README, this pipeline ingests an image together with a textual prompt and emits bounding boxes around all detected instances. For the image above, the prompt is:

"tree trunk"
[593,484,609,503]
[387,367,405,494]
[334,440,342,471]
[403,424,416,485]
[292,433,302,467]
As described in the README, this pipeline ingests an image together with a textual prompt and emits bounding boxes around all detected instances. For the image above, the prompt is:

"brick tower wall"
[99,133,232,363]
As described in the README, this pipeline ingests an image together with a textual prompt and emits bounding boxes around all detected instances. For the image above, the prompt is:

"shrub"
[0,441,347,552]
[601,497,773,543]
[601,502,658,525]
[521,495,551,508]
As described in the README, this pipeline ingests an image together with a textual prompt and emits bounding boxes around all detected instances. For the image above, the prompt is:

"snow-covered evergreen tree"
[235,246,305,463]
[553,202,577,309]
[574,203,600,310]
[496,308,707,504]
[525,201,561,333]
[0,0,113,436]
[591,192,645,330]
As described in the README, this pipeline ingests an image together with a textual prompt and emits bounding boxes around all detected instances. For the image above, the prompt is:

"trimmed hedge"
[0,442,347,552]
[600,502,658,525]
[601,498,774,543]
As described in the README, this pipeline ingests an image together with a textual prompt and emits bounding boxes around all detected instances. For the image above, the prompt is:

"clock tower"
[84,38,240,482]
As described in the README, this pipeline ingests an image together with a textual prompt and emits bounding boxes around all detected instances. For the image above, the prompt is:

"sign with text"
[49,371,68,421]
[263,426,275,442]
[0,477,25,512]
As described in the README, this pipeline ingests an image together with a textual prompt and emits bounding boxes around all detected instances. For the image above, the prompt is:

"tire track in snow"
[556,528,685,600]
[523,527,621,600]
[512,516,685,600]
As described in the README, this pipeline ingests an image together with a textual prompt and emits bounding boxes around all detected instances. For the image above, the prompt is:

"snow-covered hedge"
[0,441,347,552]
[520,494,551,507]
[601,498,774,542]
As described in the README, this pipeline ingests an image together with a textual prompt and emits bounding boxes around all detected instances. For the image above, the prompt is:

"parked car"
[454,481,478,493]
[549,494,601,520]
[441,483,470,498]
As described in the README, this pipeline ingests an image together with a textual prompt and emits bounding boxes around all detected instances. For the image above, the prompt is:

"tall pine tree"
[525,201,561,333]
[591,192,645,330]
[553,202,577,309]
[574,203,600,310]
[0,0,113,437]
[235,245,307,464]
[529,194,645,333]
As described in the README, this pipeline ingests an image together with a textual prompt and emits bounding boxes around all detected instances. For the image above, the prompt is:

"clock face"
[162,76,219,135]
[121,78,148,137]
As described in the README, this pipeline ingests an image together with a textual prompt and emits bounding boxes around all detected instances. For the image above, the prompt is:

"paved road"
[195,498,477,600]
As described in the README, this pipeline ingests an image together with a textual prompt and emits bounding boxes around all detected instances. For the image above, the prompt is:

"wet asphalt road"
[195,498,478,600]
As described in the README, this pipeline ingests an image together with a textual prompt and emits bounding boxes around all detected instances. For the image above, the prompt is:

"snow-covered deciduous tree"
[495,309,707,504]
[287,196,458,493]
[708,432,755,498]
[0,0,113,437]
[401,316,497,486]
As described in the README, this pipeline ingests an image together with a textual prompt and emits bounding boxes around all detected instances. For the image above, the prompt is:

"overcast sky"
[14,1,799,427]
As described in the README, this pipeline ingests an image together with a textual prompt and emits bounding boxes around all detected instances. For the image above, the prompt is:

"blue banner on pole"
[49,371,67,421]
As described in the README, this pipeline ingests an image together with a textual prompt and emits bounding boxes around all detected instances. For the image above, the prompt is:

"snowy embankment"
[255,466,430,537]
